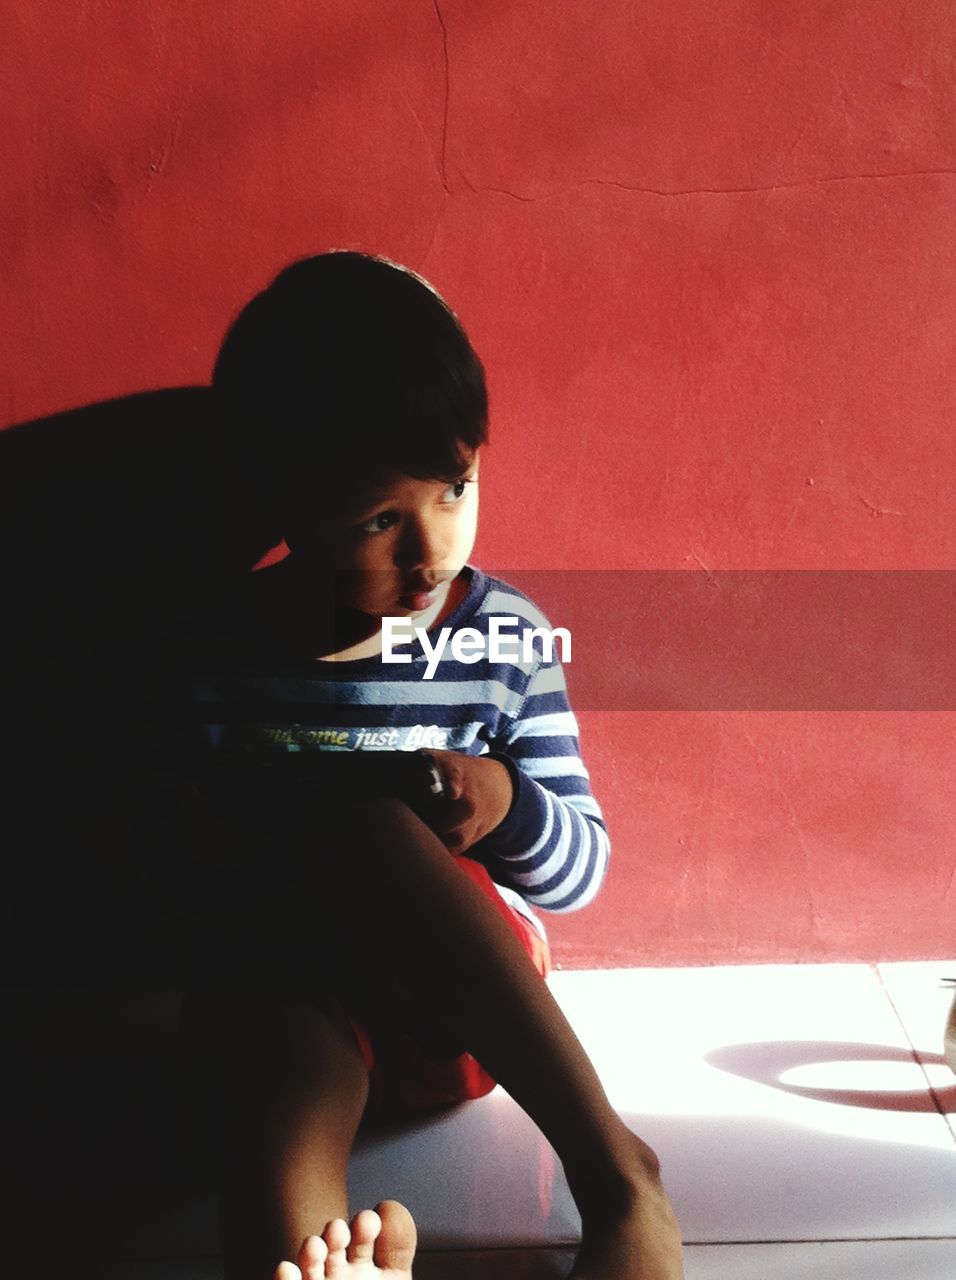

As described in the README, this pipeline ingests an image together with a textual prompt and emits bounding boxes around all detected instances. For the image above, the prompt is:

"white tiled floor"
[877,960,956,1142]
[14,962,956,1278]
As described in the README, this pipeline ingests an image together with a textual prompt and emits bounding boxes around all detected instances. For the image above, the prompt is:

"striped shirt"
[189,565,610,924]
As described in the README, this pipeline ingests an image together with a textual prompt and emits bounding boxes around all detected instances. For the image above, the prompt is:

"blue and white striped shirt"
[191,565,609,922]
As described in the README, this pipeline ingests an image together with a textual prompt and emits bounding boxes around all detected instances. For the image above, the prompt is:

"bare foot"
[571,1182,684,1279]
[273,1200,417,1278]
[569,1135,684,1279]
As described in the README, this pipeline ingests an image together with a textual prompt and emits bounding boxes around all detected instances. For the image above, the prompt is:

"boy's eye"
[356,478,474,534]
[442,478,474,504]
[358,510,399,535]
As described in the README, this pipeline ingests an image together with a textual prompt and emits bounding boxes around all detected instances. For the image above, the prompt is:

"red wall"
[3,1,954,964]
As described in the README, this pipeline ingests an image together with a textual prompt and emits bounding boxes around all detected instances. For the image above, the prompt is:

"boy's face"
[283,448,480,620]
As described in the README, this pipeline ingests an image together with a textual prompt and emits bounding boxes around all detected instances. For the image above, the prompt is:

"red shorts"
[349,857,551,1117]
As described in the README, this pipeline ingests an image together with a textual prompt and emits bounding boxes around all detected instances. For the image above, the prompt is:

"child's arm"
[421,752,515,852]
[427,657,610,913]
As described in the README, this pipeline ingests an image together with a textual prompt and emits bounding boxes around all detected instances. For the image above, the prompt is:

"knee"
[291,791,424,871]
[185,978,368,1095]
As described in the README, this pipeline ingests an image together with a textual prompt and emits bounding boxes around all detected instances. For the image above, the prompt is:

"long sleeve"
[475,639,611,915]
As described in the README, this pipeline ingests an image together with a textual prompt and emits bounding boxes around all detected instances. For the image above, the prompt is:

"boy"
[181,252,684,1279]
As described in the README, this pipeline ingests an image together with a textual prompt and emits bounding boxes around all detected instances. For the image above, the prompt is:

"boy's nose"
[395,517,448,572]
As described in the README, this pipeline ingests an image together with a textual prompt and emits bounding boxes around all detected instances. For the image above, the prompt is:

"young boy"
[180,252,684,1279]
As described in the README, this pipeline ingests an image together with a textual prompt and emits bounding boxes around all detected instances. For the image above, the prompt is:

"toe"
[274,1263,302,1280]
[374,1200,417,1273]
[297,1234,329,1280]
[322,1218,351,1275]
[346,1208,382,1263]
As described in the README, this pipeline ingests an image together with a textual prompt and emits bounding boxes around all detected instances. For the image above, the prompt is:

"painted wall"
[3,1,954,964]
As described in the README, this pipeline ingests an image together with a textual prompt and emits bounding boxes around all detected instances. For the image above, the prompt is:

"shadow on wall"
[0,390,280,981]
[0,388,278,656]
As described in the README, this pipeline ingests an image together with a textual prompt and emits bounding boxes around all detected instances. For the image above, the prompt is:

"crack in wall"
[144,103,188,197]
[857,495,903,517]
[399,88,448,198]
[467,167,956,204]
[431,0,450,193]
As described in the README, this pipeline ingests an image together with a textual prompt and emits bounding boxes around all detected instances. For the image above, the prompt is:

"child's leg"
[183,977,372,1280]
[296,795,684,1280]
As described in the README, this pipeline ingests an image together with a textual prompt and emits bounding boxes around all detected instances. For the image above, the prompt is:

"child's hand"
[424,750,513,854]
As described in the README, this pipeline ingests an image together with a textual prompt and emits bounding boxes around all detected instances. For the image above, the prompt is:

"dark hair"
[213,252,488,487]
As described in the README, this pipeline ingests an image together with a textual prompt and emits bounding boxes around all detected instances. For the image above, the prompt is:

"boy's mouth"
[398,585,440,612]
[397,576,449,612]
